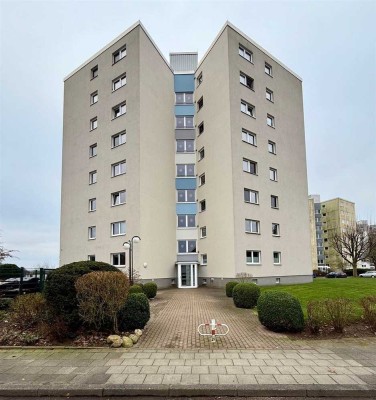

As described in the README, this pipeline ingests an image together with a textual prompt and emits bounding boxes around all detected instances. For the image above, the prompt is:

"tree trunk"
[352,262,358,277]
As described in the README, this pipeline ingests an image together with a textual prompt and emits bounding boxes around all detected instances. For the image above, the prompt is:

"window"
[240,72,254,90]
[113,46,126,63]
[265,63,272,76]
[176,92,193,104]
[273,252,281,265]
[112,131,126,148]
[199,173,206,186]
[90,117,97,131]
[177,189,195,202]
[176,164,194,177]
[242,129,256,146]
[178,240,197,253]
[89,143,97,158]
[267,114,275,127]
[176,116,194,129]
[266,88,274,102]
[112,252,125,266]
[239,45,253,62]
[197,72,203,87]
[243,158,257,175]
[198,147,205,160]
[91,65,98,79]
[198,122,204,135]
[244,188,259,204]
[268,141,276,154]
[88,255,95,261]
[199,199,206,212]
[88,226,96,240]
[200,226,207,238]
[177,214,196,228]
[271,195,279,209]
[246,250,261,264]
[197,97,204,111]
[113,102,126,119]
[272,223,280,236]
[201,254,207,265]
[176,139,194,153]
[112,160,126,177]
[89,198,96,212]
[112,190,126,206]
[111,221,126,236]
[90,91,98,105]
[89,170,97,184]
[276,277,281,284]
[241,101,255,117]
[245,219,260,234]
[112,74,126,91]
[269,168,278,181]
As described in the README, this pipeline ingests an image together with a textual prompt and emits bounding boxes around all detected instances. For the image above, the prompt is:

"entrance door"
[178,264,197,288]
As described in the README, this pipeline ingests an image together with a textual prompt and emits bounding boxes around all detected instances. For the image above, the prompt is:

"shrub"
[232,283,260,308]
[44,261,119,328]
[0,298,12,310]
[306,300,328,334]
[128,285,144,295]
[118,293,150,331]
[235,272,253,283]
[225,281,238,298]
[10,293,49,330]
[75,271,129,332]
[257,291,304,332]
[0,264,21,279]
[324,298,354,333]
[360,296,376,331]
[143,282,157,299]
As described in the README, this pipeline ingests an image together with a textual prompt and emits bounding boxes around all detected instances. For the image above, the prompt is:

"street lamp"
[123,236,141,285]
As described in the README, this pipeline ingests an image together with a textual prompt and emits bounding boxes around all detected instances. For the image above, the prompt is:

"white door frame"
[177,263,198,288]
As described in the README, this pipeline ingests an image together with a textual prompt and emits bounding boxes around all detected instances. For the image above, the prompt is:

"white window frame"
[246,250,261,265]
[243,158,257,175]
[91,65,98,79]
[89,170,97,185]
[88,255,95,261]
[198,147,205,161]
[90,91,98,105]
[200,226,207,238]
[197,96,204,111]
[272,223,280,237]
[199,173,205,187]
[266,88,274,102]
[201,254,207,265]
[177,214,196,228]
[113,46,126,64]
[178,240,197,254]
[240,72,254,90]
[199,199,206,212]
[245,219,260,234]
[176,116,194,129]
[271,195,279,209]
[111,190,126,206]
[112,74,127,91]
[239,45,253,63]
[270,168,278,181]
[90,117,97,131]
[112,102,126,119]
[267,114,275,127]
[197,72,203,87]
[241,100,255,117]
[176,164,195,177]
[112,252,126,266]
[175,92,194,105]
[177,189,195,203]
[112,161,126,177]
[88,226,96,240]
[273,251,281,265]
[89,143,97,158]
[244,188,259,204]
[111,221,126,237]
[176,139,194,153]
[112,131,126,148]
[265,63,273,76]
[89,198,96,212]
[242,129,256,146]
[268,140,276,154]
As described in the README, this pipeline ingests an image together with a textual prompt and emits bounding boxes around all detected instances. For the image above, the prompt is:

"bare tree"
[331,226,369,277]
[367,227,376,266]
[0,243,17,264]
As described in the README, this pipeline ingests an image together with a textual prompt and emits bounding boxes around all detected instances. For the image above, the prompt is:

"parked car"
[359,271,376,278]
[326,271,347,278]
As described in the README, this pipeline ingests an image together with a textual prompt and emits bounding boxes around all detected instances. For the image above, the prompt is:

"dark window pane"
[178,215,186,227]
[178,241,186,253]
[188,241,197,253]
[187,190,195,202]
[176,140,184,152]
[188,215,195,227]
[187,164,194,176]
[186,140,194,152]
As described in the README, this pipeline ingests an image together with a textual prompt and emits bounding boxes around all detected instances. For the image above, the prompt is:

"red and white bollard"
[197,319,229,343]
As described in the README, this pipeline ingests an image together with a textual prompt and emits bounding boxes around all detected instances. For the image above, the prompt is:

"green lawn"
[260,278,376,317]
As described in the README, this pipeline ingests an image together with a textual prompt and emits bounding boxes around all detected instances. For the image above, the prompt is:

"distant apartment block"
[60,21,313,288]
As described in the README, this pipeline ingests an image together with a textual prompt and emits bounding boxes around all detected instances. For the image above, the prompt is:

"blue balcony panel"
[176,178,196,190]
[175,105,195,116]
[174,74,195,93]
[176,203,197,215]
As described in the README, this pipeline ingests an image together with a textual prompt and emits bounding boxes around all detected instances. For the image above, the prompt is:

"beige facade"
[61,21,313,287]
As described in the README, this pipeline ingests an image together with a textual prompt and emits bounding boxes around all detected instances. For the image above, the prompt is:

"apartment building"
[309,194,325,268]
[60,21,313,288]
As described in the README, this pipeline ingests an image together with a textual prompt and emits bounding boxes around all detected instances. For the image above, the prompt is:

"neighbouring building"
[308,196,319,271]
[60,21,313,288]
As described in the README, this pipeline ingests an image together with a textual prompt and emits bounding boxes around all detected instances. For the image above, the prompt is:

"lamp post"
[123,236,141,285]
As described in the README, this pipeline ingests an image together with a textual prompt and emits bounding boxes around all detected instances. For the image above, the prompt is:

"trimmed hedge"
[232,283,260,309]
[225,281,238,298]
[44,261,119,328]
[257,291,304,332]
[118,293,150,331]
[128,285,144,295]
[143,282,157,299]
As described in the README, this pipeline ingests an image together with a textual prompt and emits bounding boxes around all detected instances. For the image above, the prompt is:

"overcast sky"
[0,0,375,268]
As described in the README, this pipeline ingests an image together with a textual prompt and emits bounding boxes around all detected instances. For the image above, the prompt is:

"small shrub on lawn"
[44,261,119,328]
[143,282,157,299]
[257,291,304,333]
[118,293,150,331]
[232,283,260,309]
[128,285,144,295]
[360,295,376,331]
[324,298,354,333]
[10,293,49,330]
[75,271,129,332]
[225,281,238,298]
[306,300,328,334]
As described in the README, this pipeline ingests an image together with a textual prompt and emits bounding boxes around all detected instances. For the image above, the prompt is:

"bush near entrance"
[232,283,260,309]
[128,285,143,295]
[225,281,238,298]
[118,293,150,331]
[143,282,157,299]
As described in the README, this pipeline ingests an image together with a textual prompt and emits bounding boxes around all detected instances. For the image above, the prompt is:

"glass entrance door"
[178,264,198,288]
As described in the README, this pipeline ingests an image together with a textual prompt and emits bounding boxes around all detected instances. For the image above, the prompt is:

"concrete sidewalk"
[1,340,376,397]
